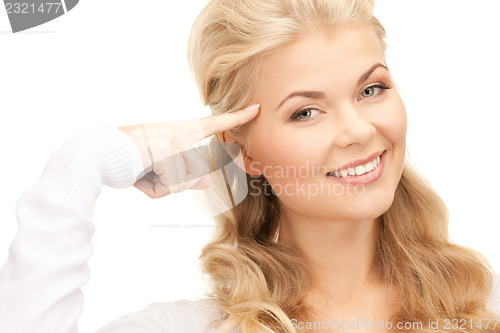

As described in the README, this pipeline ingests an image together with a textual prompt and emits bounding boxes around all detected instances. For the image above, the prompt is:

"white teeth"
[328,153,382,178]
[355,165,366,175]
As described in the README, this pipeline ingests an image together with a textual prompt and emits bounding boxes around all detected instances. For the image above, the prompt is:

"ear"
[218,131,262,176]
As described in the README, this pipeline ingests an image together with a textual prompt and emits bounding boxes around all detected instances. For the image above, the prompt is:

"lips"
[326,150,385,177]
[326,150,386,185]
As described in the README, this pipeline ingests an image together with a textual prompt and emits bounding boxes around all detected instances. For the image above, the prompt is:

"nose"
[331,102,376,148]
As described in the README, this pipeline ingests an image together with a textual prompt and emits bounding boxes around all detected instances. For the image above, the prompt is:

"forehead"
[255,24,385,98]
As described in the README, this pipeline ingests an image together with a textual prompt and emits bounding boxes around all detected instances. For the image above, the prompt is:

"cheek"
[376,94,407,184]
[250,121,326,182]
[377,94,407,147]
[254,130,319,172]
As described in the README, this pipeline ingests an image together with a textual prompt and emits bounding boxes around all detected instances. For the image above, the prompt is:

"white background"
[1,0,499,331]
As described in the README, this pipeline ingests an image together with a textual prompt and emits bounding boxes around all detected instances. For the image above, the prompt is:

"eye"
[360,83,392,99]
[290,108,321,122]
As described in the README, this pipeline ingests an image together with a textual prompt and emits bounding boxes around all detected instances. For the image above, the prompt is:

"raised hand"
[118,104,260,198]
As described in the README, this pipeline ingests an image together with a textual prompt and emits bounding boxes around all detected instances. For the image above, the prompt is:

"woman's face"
[243,23,407,221]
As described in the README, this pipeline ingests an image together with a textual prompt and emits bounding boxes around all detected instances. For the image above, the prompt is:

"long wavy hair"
[187,0,499,332]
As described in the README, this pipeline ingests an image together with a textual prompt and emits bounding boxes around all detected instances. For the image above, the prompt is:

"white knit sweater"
[0,127,498,333]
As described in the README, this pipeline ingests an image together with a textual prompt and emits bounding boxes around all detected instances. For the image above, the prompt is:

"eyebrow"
[277,62,389,110]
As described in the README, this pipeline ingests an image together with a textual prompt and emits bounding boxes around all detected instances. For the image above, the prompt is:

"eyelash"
[290,83,393,122]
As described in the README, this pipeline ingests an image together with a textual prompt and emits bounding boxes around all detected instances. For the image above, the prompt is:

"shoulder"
[96,298,235,333]
[487,273,500,315]
[149,298,224,326]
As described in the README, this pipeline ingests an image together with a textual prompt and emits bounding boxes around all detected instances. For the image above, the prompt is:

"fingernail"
[244,104,260,112]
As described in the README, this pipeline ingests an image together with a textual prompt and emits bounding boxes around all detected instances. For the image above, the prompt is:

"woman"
[0,0,499,333]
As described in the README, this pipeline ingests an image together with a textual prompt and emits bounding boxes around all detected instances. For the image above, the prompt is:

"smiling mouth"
[326,151,384,178]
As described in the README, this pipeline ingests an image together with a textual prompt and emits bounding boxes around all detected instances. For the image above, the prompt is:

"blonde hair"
[187,0,499,332]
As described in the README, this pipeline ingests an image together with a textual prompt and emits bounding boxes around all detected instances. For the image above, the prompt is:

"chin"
[335,187,397,221]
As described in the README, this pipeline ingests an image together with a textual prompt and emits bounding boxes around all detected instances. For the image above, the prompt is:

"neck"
[277,208,384,303]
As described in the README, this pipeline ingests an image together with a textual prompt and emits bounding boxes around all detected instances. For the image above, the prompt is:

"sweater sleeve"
[94,299,223,333]
[0,126,145,333]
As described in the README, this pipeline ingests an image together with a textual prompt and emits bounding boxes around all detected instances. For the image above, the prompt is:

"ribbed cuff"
[37,126,145,217]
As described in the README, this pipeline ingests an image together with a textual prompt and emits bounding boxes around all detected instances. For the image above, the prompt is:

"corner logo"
[4,0,79,33]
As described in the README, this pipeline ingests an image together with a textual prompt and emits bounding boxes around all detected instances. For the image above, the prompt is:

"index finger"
[185,104,260,143]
